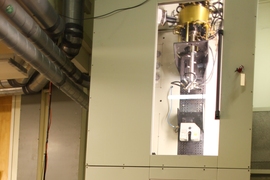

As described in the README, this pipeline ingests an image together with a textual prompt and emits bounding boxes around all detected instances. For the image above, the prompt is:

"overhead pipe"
[4,65,36,88]
[8,64,36,87]
[0,87,24,96]
[17,0,85,59]
[0,0,90,88]
[0,52,48,95]
[61,0,84,58]
[0,13,89,109]
[17,0,64,40]
[23,73,49,94]
[0,57,36,88]
[0,73,49,96]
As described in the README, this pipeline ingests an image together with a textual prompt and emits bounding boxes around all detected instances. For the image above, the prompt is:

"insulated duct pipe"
[0,53,48,95]
[61,0,84,58]
[17,0,64,39]
[23,73,49,94]
[0,0,90,88]
[0,87,24,96]
[8,64,36,87]
[0,57,36,88]
[0,65,36,88]
[0,14,89,109]
[0,73,49,96]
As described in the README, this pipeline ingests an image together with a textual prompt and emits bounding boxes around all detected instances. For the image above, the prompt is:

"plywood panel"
[0,42,13,54]
[0,96,12,180]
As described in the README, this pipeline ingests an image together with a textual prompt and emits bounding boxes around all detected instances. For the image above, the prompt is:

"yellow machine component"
[178,4,210,25]
[174,1,211,42]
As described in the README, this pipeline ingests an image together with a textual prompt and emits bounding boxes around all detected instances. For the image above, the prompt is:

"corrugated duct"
[0,56,48,94]
[61,0,85,58]
[0,0,90,88]
[0,13,89,109]
[17,0,64,40]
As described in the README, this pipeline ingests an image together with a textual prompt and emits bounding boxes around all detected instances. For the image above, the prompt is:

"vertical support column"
[36,90,50,180]
[8,95,21,180]
[78,88,89,180]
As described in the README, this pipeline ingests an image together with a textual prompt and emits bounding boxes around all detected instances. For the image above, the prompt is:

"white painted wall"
[17,88,83,180]
[253,2,270,109]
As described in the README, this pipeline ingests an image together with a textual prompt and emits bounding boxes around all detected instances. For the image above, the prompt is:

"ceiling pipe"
[61,0,84,58]
[0,57,36,88]
[0,13,89,109]
[23,73,49,94]
[17,0,86,59]
[0,87,24,96]
[0,0,90,88]
[0,47,48,95]
[8,64,36,87]
[0,56,49,95]
[16,0,64,40]
[0,73,49,96]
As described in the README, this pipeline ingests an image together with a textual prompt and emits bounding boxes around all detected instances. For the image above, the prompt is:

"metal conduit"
[5,64,36,87]
[18,0,85,59]
[17,0,64,39]
[61,0,84,58]
[0,0,90,88]
[0,58,37,89]
[0,73,49,96]
[0,54,49,95]
[0,13,89,109]
[9,64,36,86]
[0,87,24,96]
[23,73,49,94]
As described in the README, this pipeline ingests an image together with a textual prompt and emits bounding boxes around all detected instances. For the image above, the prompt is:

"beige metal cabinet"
[86,0,257,179]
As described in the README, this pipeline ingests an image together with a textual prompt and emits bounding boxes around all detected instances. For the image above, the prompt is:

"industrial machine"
[156,0,223,155]
[87,0,256,178]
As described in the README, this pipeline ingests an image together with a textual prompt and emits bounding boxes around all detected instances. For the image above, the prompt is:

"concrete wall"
[17,87,83,180]
[17,93,40,180]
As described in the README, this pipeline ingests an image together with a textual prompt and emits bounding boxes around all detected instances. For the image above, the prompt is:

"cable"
[43,82,53,180]
[166,86,178,131]
[60,0,149,20]
[209,2,223,40]
[200,45,217,86]
[171,81,181,87]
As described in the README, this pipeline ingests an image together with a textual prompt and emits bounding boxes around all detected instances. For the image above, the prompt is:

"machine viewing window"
[152,0,223,156]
